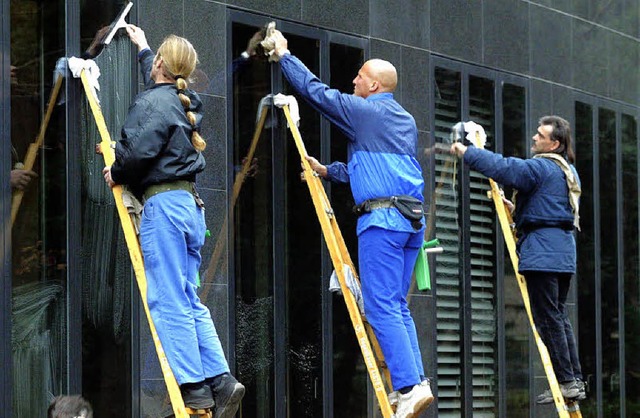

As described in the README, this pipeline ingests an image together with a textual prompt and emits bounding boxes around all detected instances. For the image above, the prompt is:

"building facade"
[1,1,639,417]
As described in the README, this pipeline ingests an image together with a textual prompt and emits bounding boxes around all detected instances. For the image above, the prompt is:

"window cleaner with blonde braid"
[102,25,244,417]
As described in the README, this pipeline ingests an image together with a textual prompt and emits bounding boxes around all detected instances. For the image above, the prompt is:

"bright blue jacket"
[279,54,424,235]
[464,147,578,274]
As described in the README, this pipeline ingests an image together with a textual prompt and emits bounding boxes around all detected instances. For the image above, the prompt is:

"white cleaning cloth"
[259,22,279,62]
[53,57,70,105]
[67,56,101,104]
[255,93,300,128]
[329,264,365,315]
[272,93,300,127]
[121,186,144,235]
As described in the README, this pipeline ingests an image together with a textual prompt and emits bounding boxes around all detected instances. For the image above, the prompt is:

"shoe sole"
[404,394,434,418]
[537,394,585,405]
[214,384,246,418]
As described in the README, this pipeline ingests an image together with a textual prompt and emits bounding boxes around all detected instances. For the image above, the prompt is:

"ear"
[369,80,379,92]
[549,139,560,151]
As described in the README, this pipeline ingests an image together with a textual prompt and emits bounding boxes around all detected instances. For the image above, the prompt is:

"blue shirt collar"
[366,92,394,101]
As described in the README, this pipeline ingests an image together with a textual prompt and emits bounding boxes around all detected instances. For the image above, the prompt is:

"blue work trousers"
[358,226,426,391]
[140,190,229,385]
[525,271,583,383]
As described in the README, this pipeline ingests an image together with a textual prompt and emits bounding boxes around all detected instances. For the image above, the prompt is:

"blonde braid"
[158,35,206,151]
[175,76,206,151]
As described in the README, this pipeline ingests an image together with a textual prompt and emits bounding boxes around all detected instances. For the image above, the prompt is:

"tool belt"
[353,195,425,230]
[143,180,205,208]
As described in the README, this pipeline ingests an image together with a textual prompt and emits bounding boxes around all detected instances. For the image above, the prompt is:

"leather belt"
[143,180,204,208]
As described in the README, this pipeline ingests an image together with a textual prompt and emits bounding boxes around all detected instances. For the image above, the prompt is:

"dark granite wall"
[134,1,640,415]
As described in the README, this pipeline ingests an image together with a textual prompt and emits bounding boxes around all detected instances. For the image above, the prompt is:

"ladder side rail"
[327,212,393,387]
[80,70,192,418]
[488,178,575,418]
[11,75,64,226]
[282,105,393,417]
[200,105,270,301]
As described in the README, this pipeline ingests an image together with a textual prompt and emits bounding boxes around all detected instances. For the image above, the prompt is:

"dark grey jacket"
[110,49,205,198]
[464,146,578,274]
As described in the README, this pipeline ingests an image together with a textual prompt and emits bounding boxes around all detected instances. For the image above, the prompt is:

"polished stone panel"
[551,84,574,122]
[371,0,429,48]
[302,0,367,34]
[401,47,431,132]
[138,1,183,50]
[199,188,229,286]
[530,5,572,86]
[225,0,301,21]
[608,33,639,104]
[483,0,529,74]
[185,0,227,97]
[431,0,483,63]
[198,95,227,191]
[572,20,609,97]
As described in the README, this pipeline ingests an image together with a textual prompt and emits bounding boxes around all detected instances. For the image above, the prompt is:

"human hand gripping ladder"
[456,122,582,418]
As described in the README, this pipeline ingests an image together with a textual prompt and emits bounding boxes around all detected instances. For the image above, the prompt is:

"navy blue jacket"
[464,147,578,274]
[279,54,424,235]
[110,49,205,198]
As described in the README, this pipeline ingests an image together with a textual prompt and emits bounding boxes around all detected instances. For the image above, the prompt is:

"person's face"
[352,62,374,98]
[531,124,559,154]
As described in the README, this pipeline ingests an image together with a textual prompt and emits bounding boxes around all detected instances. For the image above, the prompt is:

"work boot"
[208,373,245,418]
[180,383,215,410]
[393,381,434,418]
[536,380,582,404]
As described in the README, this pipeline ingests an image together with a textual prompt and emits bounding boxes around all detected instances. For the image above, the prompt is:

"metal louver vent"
[433,68,497,417]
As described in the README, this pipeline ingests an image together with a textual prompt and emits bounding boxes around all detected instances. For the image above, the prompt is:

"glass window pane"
[10,1,67,415]
[232,22,275,418]
[79,2,135,415]
[502,83,529,416]
[468,75,496,417]
[575,101,597,415]
[599,107,620,416]
[621,113,639,415]
[433,66,463,416]
[281,33,324,417]
[329,42,367,418]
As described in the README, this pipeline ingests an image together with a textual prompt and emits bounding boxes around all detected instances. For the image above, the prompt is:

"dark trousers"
[525,271,583,383]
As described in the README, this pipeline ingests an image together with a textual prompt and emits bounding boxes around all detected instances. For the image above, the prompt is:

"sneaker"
[209,373,246,418]
[389,379,431,407]
[575,379,587,401]
[536,380,581,405]
[393,381,434,418]
[180,384,215,410]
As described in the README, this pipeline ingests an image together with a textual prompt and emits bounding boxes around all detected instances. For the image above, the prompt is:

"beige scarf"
[533,153,581,231]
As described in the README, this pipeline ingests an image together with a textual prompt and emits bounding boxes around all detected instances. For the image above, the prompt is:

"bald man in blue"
[271,30,434,418]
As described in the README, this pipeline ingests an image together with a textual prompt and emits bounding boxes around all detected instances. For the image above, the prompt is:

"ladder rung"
[184,408,212,417]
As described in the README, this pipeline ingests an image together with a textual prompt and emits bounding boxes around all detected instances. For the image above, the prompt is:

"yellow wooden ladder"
[79,70,211,418]
[487,178,582,418]
[277,104,395,417]
[10,75,64,227]
[213,101,396,416]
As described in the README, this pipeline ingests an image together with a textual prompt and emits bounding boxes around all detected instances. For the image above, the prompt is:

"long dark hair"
[539,115,575,163]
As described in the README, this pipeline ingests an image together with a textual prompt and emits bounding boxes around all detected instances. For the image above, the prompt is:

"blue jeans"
[358,226,426,391]
[140,190,229,384]
[525,271,583,383]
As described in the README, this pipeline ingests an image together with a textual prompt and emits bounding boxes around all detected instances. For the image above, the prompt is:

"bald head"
[364,59,397,92]
[353,59,398,98]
